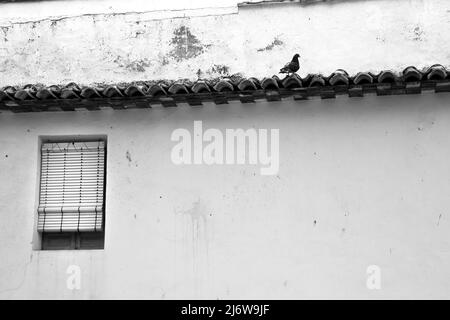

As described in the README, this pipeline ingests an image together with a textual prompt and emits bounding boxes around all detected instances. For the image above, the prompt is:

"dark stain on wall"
[196,68,203,79]
[125,59,150,72]
[161,56,169,66]
[257,37,284,52]
[169,26,210,62]
[376,35,386,43]
[437,213,442,226]
[207,64,230,76]
[412,25,424,41]
[1,26,9,42]
[134,30,145,38]
[114,56,151,73]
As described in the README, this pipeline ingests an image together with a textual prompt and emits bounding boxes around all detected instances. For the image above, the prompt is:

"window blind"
[38,141,105,232]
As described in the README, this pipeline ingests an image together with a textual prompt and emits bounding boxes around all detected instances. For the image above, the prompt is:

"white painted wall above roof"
[0,0,449,86]
[0,0,240,23]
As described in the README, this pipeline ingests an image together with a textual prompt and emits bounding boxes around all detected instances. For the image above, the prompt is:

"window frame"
[36,136,107,251]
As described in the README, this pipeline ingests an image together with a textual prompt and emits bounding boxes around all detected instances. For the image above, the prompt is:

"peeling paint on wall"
[126,150,132,163]
[169,26,211,62]
[412,25,425,42]
[256,36,284,52]
[1,26,8,42]
[114,56,151,73]
[207,64,230,76]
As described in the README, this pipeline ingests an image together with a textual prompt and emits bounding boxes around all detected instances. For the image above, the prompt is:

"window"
[38,140,106,250]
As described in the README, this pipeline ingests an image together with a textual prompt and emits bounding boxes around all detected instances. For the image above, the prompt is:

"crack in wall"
[0,6,238,28]
[0,253,33,295]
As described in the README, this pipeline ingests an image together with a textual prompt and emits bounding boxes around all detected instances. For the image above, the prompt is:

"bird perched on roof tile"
[279,53,300,76]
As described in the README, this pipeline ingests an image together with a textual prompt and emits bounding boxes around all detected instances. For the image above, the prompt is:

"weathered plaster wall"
[0,0,238,18]
[1,93,450,299]
[0,0,449,87]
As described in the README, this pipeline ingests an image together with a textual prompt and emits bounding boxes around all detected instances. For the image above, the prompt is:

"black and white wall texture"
[1,0,450,299]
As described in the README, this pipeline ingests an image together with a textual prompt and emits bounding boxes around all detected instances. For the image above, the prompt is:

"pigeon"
[279,53,300,76]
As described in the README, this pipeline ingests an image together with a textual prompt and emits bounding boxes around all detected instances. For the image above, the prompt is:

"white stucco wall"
[0,0,449,87]
[0,0,239,24]
[1,92,450,299]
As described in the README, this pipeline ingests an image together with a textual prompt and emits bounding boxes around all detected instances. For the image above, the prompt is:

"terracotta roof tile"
[260,77,279,90]
[103,86,124,98]
[425,64,447,81]
[308,74,326,87]
[282,73,302,88]
[403,66,422,82]
[214,79,234,92]
[81,87,102,99]
[236,78,255,91]
[191,81,211,93]
[60,88,81,99]
[1,65,449,113]
[124,85,146,97]
[147,84,167,96]
[377,70,397,84]
[353,72,373,85]
[329,69,349,86]
[167,83,189,95]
